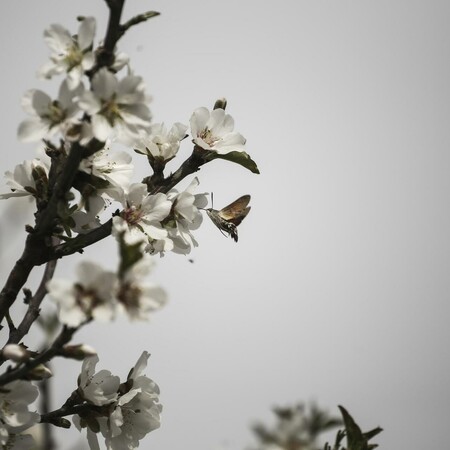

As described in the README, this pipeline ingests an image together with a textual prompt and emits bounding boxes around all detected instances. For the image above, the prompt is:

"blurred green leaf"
[334,406,382,450]
[117,232,144,277]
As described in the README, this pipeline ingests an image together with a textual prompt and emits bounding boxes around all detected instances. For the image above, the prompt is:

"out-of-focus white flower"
[18,80,83,142]
[111,51,130,72]
[117,257,167,320]
[79,142,133,201]
[112,183,171,246]
[100,352,162,449]
[249,405,322,450]
[0,158,49,200]
[2,434,36,450]
[38,17,96,90]
[0,380,39,447]
[78,356,120,406]
[190,107,246,154]
[46,261,117,327]
[135,122,187,161]
[78,68,152,145]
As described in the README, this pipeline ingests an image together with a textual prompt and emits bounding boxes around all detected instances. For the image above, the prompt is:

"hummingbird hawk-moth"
[206,195,251,242]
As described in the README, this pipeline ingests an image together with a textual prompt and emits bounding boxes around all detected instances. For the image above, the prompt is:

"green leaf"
[206,151,260,174]
[339,405,365,450]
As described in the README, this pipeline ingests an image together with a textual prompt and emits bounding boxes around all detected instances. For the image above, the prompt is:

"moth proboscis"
[206,195,251,242]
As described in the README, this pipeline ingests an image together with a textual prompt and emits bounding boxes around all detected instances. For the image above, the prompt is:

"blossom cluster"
[74,352,161,450]
[2,16,247,257]
[47,257,166,327]
[0,10,256,450]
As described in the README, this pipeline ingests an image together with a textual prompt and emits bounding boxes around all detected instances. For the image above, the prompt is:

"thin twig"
[0,251,38,325]
[4,258,58,349]
[0,326,76,386]
[118,11,160,38]
[40,402,93,425]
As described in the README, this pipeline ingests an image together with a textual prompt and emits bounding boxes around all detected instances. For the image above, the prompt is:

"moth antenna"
[211,192,214,209]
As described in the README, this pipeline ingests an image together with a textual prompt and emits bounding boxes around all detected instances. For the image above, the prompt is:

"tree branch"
[40,403,93,426]
[91,0,126,71]
[50,219,113,260]
[0,143,88,325]
[151,147,210,194]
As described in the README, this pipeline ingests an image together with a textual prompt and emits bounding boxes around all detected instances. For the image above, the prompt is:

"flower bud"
[61,344,97,360]
[2,344,30,362]
[213,97,227,110]
[27,364,53,380]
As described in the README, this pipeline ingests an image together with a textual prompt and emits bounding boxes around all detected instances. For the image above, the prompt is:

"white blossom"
[75,352,161,450]
[71,195,105,234]
[18,80,83,142]
[0,158,49,200]
[134,122,188,161]
[46,261,117,327]
[38,17,96,89]
[0,381,39,447]
[78,142,133,201]
[112,183,171,246]
[163,177,208,255]
[78,356,120,406]
[117,257,167,320]
[190,107,246,154]
[100,352,162,450]
[78,68,152,145]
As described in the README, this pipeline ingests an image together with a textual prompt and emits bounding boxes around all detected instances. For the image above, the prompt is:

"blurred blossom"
[38,17,96,89]
[18,80,83,142]
[47,261,117,327]
[117,257,167,320]
[0,158,49,200]
[0,380,39,447]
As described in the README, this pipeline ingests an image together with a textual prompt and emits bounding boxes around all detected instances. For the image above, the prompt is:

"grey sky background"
[0,1,449,449]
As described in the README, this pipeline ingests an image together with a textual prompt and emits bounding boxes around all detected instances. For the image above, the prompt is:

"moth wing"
[228,206,251,226]
[218,195,251,222]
